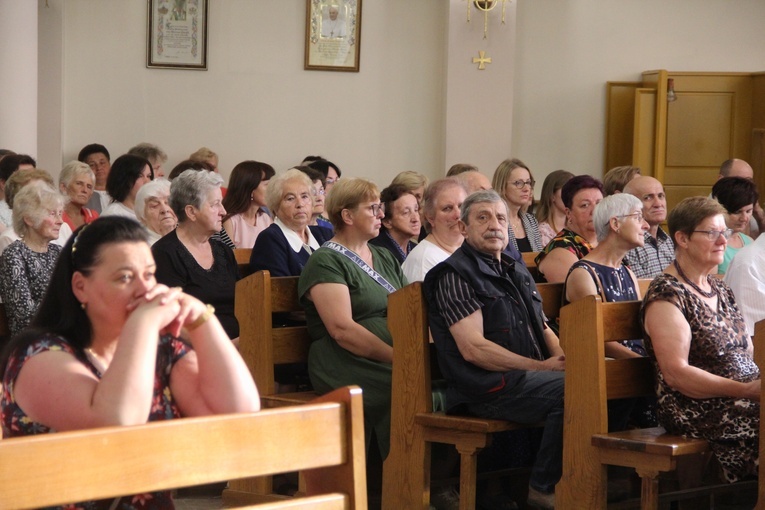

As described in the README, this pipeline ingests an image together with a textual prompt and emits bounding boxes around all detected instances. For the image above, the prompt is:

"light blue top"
[718,233,753,275]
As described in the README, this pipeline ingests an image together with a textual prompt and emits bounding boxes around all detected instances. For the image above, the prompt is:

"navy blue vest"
[423,243,549,410]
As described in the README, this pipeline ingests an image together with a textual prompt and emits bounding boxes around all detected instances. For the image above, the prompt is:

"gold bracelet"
[188,304,215,331]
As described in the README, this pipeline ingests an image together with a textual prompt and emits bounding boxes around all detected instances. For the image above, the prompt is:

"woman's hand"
[126,285,208,337]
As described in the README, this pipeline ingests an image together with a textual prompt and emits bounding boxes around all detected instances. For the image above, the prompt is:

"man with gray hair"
[623,175,674,278]
[424,189,565,510]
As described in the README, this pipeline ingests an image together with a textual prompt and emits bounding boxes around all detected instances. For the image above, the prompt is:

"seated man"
[623,176,674,278]
[423,189,565,510]
[724,232,765,338]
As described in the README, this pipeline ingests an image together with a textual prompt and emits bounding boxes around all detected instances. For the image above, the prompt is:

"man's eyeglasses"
[510,179,535,190]
[692,228,733,241]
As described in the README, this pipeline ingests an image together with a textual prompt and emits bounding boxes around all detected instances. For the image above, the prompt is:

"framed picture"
[305,0,362,72]
[147,0,208,70]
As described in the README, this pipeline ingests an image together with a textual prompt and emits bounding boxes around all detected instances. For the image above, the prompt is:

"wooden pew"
[0,386,367,510]
[383,281,565,510]
[235,248,254,278]
[556,295,709,510]
[522,250,539,279]
[754,318,765,510]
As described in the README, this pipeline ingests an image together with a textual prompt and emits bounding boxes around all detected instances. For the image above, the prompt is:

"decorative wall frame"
[147,0,208,70]
[305,0,362,72]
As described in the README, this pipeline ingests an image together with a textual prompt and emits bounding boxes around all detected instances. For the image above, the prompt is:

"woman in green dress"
[298,178,407,459]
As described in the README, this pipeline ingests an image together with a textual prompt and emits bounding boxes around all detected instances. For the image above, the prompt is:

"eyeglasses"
[617,212,644,223]
[325,177,338,185]
[312,187,326,196]
[510,179,535,190]
[692,228,733,241]
[366,203,385,216]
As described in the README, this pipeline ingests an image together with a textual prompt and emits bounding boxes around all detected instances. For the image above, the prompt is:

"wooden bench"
[234,248,254,278]
[556,295,710,510]
[383,281,565,510]
[0,386,367,510]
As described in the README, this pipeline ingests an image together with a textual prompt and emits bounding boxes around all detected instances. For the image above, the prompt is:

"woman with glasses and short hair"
[298,178,407,459]
[711,176,758,275]
[492,158,542,253]
[642,196,759,485]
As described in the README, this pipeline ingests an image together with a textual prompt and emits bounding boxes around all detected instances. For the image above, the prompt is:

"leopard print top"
[641,274,760,483]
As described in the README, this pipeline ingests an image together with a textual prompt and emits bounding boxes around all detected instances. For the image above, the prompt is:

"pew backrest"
[0,386,367,510]
[234,248,254,278]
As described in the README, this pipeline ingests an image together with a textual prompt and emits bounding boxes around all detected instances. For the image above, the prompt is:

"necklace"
[673,260,716,298]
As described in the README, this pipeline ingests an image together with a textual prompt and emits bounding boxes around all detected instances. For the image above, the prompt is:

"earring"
[80,302,86,310]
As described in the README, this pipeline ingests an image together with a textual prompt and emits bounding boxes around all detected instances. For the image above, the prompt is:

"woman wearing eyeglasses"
[492,158,543,253]
[642,196,760,485]
[536,175,604,283]
[711,176,758,275]
[564,194,649,359]
[298,178,407,459]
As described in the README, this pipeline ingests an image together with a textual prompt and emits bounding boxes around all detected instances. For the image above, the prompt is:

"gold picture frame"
[305,0,362,72]
[147,0,208,70]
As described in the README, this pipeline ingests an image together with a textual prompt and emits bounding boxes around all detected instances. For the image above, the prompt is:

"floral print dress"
[1,334,190,509]
[641,275,760,483]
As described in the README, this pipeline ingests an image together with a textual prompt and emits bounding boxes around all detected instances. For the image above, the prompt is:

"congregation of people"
[0,141,763,510]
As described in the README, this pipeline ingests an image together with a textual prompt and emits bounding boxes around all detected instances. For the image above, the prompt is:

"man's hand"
[538,355,565,371]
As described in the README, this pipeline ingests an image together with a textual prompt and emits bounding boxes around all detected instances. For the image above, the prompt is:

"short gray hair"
[460,189,507,224]
[128,142,168,166]
[170,169,224,222]
[135,179,171,224]
[421,178,467,233]
[593,193,642,242]
[59,160,94,189]
[266,169,314,216]
[13,181,64,237]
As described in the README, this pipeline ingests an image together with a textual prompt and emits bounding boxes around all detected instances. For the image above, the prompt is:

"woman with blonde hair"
[298,177,406,459]
[492,158,542,253]
[536,169,574,246]
[59,160,99,230]
[391,170,429,205]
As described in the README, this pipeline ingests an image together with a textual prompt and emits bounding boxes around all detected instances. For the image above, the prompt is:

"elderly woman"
[402,178,467,282]
[101,154,154,219]
[0,182,64,336]
[564,194,648,359]
[0,169,74,254]
[294,165,333,230]
[0,216,258,508]
[59,160,99,230]
[250,169,333,277]
[536,175,604,283]
[711,176,757,275]
[298,178,407,459]
[642,196,760,483]
[152,170,240,342]
[135,179,177,244]
[391,170,428,206]
[492,158,543,253]
[536,169,574,246]
[369,184,421,265]
[222,160,275,249]
[128,142,168,179]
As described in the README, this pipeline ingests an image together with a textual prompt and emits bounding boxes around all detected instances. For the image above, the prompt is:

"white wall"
[38,0,765,191]
[54,1,448,184]
[513,0,765,188]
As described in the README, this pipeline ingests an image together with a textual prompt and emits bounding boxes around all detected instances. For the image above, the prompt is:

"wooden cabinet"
[605,70,765,211]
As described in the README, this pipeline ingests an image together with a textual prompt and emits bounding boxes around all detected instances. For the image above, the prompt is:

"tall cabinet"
[605,70,765,210]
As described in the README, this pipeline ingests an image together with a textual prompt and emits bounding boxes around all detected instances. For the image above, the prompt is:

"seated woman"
[642,196,759,484]
[250,169,333,277]
[536,175,604,283]
[711,176,757,275]
[369,184,421,264]
[0,182,64,336]
[564,194,647,358]
[152,170,241,342]
[298,178,407,459]
[101,154,153,220]
[294,165,333,230]
[222,160,275,249]
[58,160,99,230]
[492,158,543,252]
[0,216,259,508]
[134,179,177,245]
[0,169,73,254]
[402,178,467,282]
[536,169,574,246]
